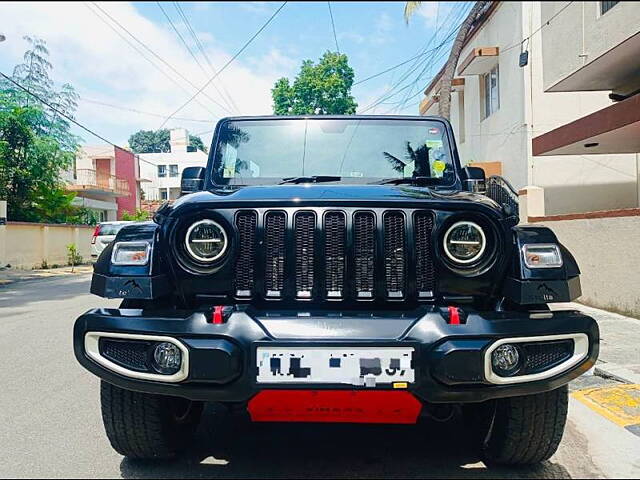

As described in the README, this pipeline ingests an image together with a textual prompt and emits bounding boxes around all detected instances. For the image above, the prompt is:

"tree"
[188,134,207,153]
[0,36,84,223]
[128,129,207,153]
[404,2,492,119]
[121,208,150,221]
[0,106,77,221]
[272,51,357,115]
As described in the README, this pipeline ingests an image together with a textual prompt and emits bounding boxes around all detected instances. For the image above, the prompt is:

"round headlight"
[185,219,228,262]
[444,221,486,264]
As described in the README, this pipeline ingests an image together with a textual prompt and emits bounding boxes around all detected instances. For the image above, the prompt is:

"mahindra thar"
[74,116,598,465]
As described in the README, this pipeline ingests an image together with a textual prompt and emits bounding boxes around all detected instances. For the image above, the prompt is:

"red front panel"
[248,390,422,424]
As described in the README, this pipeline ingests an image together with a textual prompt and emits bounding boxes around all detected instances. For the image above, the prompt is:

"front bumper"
[73,306,599,404]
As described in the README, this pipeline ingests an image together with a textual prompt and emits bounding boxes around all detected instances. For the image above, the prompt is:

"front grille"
[294,212,315,298]
[235,211,257,297]
[325,212,346,298]
[99,338,151,372]
[235,209,436,303]
[415,212,435,298]
[383,212,405,298]
[354,212,375,298]
[264,212,286,297]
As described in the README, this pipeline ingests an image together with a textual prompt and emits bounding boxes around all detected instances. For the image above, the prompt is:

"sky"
[0,1,472,149]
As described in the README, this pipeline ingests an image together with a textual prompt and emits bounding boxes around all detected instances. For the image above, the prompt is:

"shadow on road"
[0,275,94,309]
[120,405,571,479]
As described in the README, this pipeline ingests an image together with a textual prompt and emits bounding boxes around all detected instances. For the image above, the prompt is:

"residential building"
[66,145,144,221]
[419,1,639,217]
[139,128,208,201]
[532,1,640,176]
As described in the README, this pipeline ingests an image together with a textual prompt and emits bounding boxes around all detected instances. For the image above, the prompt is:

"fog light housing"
[152,342,182,374]
[491,344,521,376]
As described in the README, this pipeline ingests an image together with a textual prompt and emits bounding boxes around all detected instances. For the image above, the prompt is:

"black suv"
[74,116,598,465]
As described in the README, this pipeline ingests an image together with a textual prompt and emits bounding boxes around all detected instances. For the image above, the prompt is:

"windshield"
[210,118,456,186]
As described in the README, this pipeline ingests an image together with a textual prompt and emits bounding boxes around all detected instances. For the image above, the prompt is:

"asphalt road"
[1,275,638,479]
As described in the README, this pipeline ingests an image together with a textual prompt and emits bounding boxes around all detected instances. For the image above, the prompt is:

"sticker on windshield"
[432,160,446,178]
[425,139,443,150]
[222,144,238,178]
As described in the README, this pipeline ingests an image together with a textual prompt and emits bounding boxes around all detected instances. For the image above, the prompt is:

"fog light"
[492,344,521,376]
[152,342,182,374]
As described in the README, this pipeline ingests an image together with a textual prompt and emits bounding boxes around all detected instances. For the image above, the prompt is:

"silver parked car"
[90,221,132,258]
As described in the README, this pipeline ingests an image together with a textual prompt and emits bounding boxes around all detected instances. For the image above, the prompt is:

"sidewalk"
[552,302,640,384]
[0,265,93,286]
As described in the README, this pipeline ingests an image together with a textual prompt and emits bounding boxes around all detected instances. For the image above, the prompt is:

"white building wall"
[526,1,639,214]
[424,1,639,215]
[454,2,529,189]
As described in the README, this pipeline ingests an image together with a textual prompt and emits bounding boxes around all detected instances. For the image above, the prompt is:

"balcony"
[67,169,130,197]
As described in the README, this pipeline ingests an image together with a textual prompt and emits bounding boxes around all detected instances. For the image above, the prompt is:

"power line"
[2,71,124,150]
[84,2,220,119]
[89,2,233,116]
[80,97,213,123]
[327,2,340,53]
[502,1,574,54]
[159,1,288,128]
[352,6,469,89]
[173,2,240,114]
[157,1,237,114]
[358,13,464,114]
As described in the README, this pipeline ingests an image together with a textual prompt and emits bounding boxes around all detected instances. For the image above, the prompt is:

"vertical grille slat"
[325,212,346,298]
[415,212,435,298]
[235,211,257,297]
[383,212,406,298]
[294,212,315,298]
[354,212,376,298]
[264,212,286,298]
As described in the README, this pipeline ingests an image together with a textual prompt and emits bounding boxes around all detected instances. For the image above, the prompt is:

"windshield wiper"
[278,175,342,185]
[372,176,442,185]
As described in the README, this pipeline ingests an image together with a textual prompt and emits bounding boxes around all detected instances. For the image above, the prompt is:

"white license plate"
[256,347,415,386]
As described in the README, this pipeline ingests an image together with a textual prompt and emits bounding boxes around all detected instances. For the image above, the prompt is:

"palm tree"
[404,1,492,120]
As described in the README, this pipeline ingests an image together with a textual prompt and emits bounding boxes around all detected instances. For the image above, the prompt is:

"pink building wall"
[114,147,140,219]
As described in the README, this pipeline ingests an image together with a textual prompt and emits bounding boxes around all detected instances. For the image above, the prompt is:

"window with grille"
[601,1,619,15]
[482,65,500,120]
[169,165,179,177]
[157,165,166,178]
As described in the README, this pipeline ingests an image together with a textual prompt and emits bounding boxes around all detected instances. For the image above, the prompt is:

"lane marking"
[572,384,640,432]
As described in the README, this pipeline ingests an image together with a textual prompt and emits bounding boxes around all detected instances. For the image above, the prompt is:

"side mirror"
[462,166,486,193]
[180,167,205,196]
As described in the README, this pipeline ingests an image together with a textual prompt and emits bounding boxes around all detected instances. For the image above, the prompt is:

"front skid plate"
[256,346,415,387]
[248,390,423,424]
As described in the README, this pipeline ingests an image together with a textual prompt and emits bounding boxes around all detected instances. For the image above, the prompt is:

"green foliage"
[66,243,83,268]
[128,129,207,153]
[188,134,207,153]
[0,36,84,224]
[272,51,357,115]
[121,208,150,221]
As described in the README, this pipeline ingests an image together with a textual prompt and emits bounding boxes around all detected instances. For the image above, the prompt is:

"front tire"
[467,385,569,465]
[100,381,203,459]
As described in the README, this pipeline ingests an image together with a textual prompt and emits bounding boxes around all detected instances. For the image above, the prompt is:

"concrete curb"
[595,363,640,385]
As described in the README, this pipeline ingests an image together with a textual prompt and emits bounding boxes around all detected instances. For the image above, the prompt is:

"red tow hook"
[448,306,461,325]
[210,306,232,324]
[445,306,467,325]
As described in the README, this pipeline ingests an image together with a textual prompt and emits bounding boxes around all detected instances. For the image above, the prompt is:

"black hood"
[163,184,503,218]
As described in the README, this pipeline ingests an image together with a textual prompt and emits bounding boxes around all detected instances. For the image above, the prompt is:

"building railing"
[73,169,130,195]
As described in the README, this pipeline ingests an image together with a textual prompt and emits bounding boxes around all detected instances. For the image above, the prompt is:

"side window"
[169,165,179,177]
[158,165,167,178]
[600,1,619,15]
[481,65,500,120]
